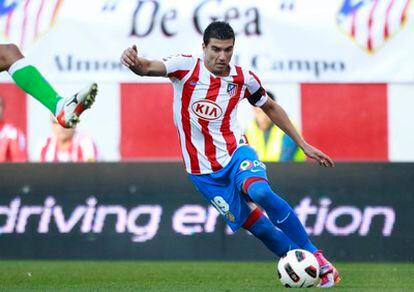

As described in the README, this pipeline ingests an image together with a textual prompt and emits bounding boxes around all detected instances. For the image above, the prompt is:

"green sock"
[10,59,62,114]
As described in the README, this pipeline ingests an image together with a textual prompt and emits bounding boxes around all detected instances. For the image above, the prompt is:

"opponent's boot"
[56,83,98,128]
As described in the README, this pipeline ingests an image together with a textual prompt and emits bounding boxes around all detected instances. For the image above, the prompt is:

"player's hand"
[301,143,334,167]
[120,45,141,71]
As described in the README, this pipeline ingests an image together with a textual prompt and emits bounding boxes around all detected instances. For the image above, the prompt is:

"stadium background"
[0,0,413,265]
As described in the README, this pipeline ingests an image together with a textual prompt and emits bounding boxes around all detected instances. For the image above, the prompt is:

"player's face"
[203,38,234,76]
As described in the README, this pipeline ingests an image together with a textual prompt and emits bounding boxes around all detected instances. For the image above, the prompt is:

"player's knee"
[248,182,274,205]
[0,43,20,53]
[245,214,267,236]
[0,44,23,66]
[248,181,291,212]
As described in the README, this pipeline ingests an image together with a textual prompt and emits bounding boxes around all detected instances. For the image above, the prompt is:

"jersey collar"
[229,64,238,76]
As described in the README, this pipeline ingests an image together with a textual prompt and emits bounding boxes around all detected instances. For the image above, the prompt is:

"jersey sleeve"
[161,54,196,81]
[245,70,268,107]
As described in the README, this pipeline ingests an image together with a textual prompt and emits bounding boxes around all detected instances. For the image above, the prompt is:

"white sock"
[55,98,65,115]
[8,58,31,76]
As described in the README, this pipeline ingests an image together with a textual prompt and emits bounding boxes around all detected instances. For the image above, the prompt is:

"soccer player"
[0,44,97,128]
[121,21,340,288]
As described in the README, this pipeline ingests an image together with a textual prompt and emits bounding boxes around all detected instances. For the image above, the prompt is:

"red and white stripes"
[339,0,410,52]
[0,0,63,49]
[165,56,263,174]
[2,80,412,163]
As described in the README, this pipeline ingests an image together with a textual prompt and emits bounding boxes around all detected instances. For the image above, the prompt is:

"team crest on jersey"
[192,100,223,121]
[227,83,238,98]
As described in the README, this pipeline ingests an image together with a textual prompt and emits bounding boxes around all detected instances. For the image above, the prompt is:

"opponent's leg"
[242,207,299,257]
[0,44,24,71]
[1,44,61,113]
[1,44,97,128]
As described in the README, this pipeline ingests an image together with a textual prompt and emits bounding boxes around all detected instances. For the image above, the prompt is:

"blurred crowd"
[0,95,98,163]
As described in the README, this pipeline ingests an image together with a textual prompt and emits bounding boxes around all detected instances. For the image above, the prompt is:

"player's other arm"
[120,45,166,77]
[261,98,334,167]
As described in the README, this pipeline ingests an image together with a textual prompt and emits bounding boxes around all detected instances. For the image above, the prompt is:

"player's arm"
[120,45,166,77]
[260,97,334,167]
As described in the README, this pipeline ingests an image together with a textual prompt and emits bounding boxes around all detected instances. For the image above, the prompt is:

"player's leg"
[243,178,340,287]
[0,44,97,128]
[243,178,317,252]
[232,146,340,287]
[188,167,296,258]
[0,44,24,71]
[0,44,60,113]
[231,146,314,251]
[242,204,299,257]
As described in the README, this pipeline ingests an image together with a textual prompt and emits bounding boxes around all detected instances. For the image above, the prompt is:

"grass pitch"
[0,261,413,291]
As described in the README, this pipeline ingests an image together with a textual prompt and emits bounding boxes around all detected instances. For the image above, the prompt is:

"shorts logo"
[192,100,223,121]
[240,160,253,171]
[240,160,266,171]
[252,160,267,170]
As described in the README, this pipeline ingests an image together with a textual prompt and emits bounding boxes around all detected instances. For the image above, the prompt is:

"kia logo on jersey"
[192,100,223,121]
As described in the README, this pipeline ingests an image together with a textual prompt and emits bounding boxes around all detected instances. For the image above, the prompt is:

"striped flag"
[337,0,411,52]
[0,0,63,49]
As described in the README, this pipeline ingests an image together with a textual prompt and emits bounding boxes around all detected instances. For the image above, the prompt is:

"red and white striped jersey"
[162,55,267,174]
[38,134,98,162]
[0,122,27,162]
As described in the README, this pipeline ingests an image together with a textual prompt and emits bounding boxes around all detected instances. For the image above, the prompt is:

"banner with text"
[0,162,412,261]
[0,0,413,83]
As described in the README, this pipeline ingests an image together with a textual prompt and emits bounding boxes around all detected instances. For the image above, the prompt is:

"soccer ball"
[277,249,320,288]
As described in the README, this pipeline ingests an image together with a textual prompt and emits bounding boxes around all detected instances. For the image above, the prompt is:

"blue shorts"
[188,145,268,231]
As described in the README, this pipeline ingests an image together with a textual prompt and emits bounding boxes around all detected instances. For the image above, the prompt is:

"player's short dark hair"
[203,21,235,45]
